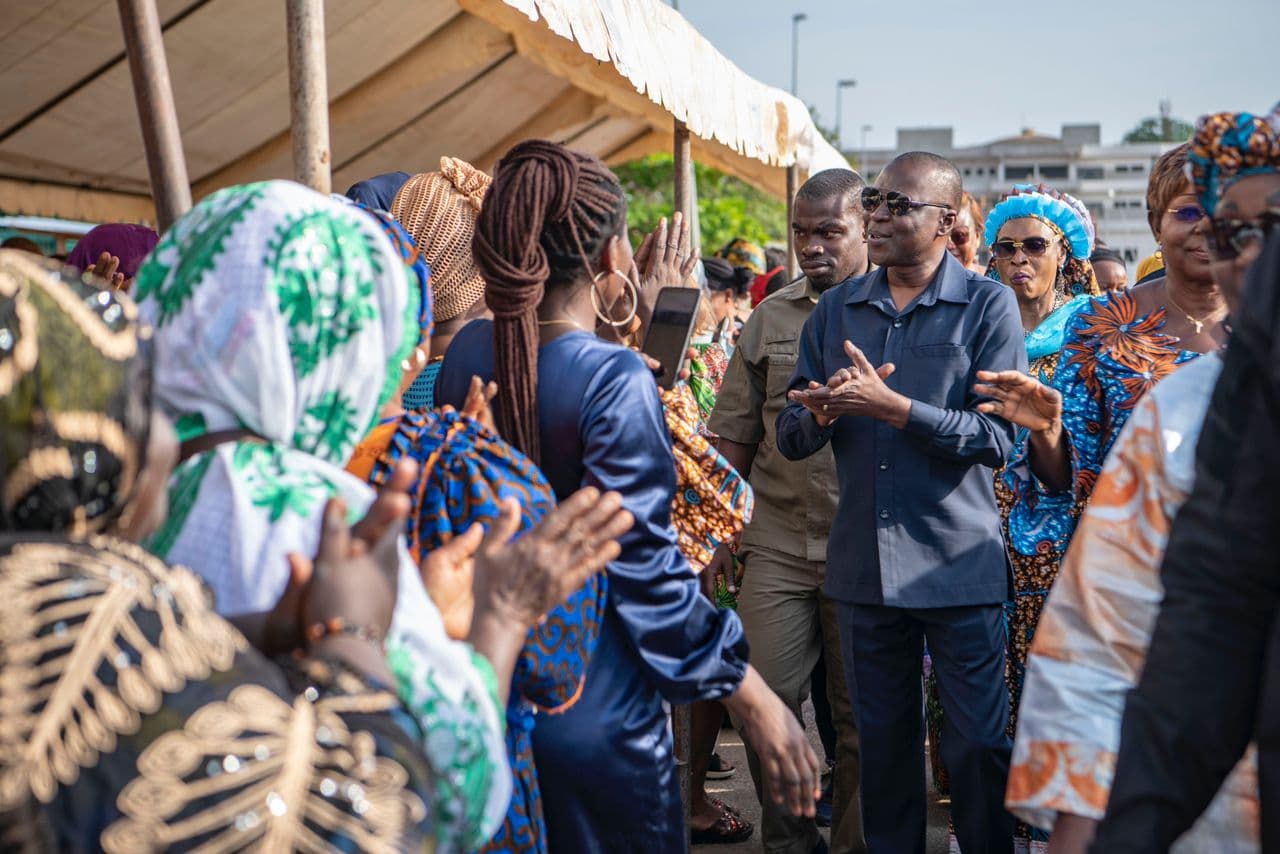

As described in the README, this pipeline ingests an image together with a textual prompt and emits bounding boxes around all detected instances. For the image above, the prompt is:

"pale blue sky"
[677,0,1278,151]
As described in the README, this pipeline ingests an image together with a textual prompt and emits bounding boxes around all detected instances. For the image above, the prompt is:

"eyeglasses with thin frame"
[1166,204,1206,224]
[1209,208,1280,260]
[991,237,1058,259]
[861,187,954,217]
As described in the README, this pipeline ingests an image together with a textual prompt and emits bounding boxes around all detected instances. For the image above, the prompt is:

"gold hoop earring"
[590,269,639,328]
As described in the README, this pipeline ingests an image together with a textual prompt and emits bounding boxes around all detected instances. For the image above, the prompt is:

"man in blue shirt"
[776,152,1026,854]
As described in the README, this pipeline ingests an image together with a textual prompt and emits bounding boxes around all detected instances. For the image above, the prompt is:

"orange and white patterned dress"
[1006,353,1260,852]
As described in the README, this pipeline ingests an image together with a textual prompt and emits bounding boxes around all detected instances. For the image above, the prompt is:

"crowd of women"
[0,100,1276,854]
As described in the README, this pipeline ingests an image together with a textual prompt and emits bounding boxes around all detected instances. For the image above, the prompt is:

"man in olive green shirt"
[709,169,871,854]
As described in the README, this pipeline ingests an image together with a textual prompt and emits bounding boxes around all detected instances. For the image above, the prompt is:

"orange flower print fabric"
[661,384,753,574]
[1004,291,1199,559]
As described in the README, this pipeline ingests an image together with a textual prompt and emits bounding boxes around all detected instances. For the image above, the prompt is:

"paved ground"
[694,700,950,854]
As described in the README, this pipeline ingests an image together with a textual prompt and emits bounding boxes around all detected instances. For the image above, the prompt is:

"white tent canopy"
[0,0,845,225]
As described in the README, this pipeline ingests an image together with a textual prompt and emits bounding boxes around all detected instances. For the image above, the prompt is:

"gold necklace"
[537,318,587,331]
[1164,286,1225,335]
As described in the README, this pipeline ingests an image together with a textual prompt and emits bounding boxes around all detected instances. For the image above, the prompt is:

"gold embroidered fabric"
[0,536,245,807]
[101,683,428,853]
[0,250,145,535]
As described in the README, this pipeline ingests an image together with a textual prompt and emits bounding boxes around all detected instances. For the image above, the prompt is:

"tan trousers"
[735,545,867,854]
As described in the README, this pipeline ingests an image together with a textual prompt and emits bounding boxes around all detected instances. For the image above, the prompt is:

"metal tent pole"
[286,0,331,193]
[116,0,192,231]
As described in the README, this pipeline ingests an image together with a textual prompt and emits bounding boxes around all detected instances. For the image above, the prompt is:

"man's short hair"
[796,168,866,208]
[886,151,963,209]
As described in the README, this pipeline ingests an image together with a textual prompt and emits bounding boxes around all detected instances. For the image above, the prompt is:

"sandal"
[706,796,743,819]
[691,802,754,845]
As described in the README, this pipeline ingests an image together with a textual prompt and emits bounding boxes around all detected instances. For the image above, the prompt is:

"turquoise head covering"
[984,184,1095,260]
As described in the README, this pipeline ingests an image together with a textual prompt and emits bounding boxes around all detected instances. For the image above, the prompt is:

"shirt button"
[878,461,889,471]
[892,318,904,328]
[879,509,890,520]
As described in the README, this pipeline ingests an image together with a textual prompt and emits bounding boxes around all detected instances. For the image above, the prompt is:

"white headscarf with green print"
[134,181,511,852]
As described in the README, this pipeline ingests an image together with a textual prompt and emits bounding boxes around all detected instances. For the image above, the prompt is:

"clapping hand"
[268,459,419,655]
[472,487,632,629]
[421,486,634,641]
[631,212,699,323]
[787,340,902,427]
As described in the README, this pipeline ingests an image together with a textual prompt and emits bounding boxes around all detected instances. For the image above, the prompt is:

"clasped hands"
[787,340,905,427]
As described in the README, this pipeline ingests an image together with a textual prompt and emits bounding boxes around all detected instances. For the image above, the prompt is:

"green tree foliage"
[1123,116,1195,143]
[612,154,786,254]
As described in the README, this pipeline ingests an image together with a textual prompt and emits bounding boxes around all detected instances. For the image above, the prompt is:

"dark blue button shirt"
[776,251,1026,607]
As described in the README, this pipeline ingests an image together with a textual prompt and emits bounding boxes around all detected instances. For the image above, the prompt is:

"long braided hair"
[471,140,627,463]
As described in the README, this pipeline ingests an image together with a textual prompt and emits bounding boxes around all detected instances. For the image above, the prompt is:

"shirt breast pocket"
[765,353,799,399]
[901,343,971,408]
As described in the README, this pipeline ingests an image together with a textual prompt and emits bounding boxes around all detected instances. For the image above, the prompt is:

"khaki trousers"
[735,545,867,854]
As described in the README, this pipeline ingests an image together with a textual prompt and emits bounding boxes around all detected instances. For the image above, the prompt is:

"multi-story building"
[853,125,1181,266]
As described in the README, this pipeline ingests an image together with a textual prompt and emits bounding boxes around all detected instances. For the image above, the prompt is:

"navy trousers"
[838,603,1013,854]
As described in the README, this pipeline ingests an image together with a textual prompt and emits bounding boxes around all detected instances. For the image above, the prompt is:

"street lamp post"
[835,78,856,150]
[790,13,807,95]
[860,124,873,173]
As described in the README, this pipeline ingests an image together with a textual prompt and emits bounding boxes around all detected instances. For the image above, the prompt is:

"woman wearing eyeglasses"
[975,143,1223,581]
[1004,107,1279,854]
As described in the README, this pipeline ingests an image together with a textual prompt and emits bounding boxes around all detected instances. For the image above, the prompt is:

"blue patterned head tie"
[984,184,1095,261]
[353,204,433,347]
[371,406,607,714]
[371,408,553,560]
[1187,106,1280,216]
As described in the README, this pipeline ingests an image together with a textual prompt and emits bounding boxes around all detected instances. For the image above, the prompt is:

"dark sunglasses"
[861,188,954,217]
[1166,204,1206,224]
[1209,209,1280,260]
[991,237,1057,259]
[949,228,971,246]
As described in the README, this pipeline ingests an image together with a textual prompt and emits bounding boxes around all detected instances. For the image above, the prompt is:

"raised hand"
[632,212,698,323]
[461,488,634,707]
[87,250,125,290]
[258,459,417,655]
[298,497,401,644]
[420,523,483,640]
[974,370,1062,433]
[461,375,499,435]
[472,488,633,629]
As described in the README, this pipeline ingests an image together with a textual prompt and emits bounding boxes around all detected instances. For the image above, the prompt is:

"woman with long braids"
[437,140,818,852]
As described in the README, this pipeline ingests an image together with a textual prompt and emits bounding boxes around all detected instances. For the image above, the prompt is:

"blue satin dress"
[439,321,749,853]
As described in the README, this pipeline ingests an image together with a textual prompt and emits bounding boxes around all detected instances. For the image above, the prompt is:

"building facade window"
[1005,165,1034,180]
[1077,166,1105,180]
[1039,164,1069,179]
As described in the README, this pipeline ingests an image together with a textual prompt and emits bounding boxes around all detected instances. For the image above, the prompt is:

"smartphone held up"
[641,287,700,390]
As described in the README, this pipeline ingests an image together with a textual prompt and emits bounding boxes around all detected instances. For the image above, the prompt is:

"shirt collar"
[844,251,972,308]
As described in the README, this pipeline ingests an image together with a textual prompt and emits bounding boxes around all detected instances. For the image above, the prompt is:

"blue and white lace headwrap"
[984,184,1101,359]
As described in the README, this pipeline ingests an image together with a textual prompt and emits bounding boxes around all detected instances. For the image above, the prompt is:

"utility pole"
[835,78,857,150]
[790,13,807,95]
